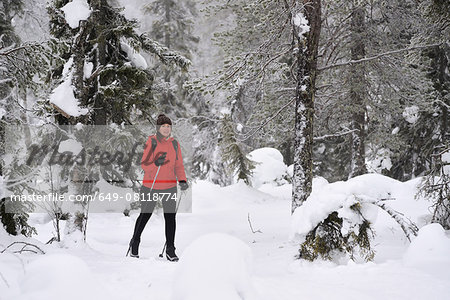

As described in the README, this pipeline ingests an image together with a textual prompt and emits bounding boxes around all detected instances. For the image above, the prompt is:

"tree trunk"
[91,0,107,125]
[72,19,91,111]
[436,45,449,145]
[291,0,321,214]
[162,0,172,112]
[349,1,367,178]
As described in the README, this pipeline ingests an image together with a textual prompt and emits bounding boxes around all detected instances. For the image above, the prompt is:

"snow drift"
[172,233,256,300]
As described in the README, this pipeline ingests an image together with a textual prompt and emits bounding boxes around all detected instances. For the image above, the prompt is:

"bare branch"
[1,242,45,254]
[318,43,443,71]
[0,271,9,288]
[0,45,28,56]
[247,213,262,234]
[313,129,357,141]
[237,97,295,141]
[375,202,418,242]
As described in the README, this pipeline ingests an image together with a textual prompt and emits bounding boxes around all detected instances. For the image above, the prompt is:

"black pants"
[131,185,178,248]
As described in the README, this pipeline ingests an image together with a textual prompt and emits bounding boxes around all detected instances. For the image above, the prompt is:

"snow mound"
[289,174,399,240]
[172,233,256,300]
[404,223,450,266]
[61,0,92,29]
[248,148,287,188]
[19,254,104,300]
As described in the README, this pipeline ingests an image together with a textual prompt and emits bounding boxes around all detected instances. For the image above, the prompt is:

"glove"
[154,152,167,166]
[179,180,189,191]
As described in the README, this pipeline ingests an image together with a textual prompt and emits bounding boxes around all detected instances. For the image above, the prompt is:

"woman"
[127,114,188,261]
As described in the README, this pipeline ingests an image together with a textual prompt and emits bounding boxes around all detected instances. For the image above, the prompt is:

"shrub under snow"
[290,174,421,262]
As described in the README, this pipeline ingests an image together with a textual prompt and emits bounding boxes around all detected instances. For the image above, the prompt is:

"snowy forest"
[1,0,449,299]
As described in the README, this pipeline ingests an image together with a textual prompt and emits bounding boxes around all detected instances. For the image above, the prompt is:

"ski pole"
[126,164,161,257]
[158,187,186,258]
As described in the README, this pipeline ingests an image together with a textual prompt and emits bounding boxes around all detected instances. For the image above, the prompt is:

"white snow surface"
[292,12,310,37]
[248,147,288,188]
[1,172,449,300]
[172,233,256,300]
[61,0,92,29]
[83,61,93,79]
[403,105,420,124]
[17,253,109,300]
[290,174,431,242]
[120,40,148,69]
[404,224,450,268]
[49,57,89,117]
[58,138,83,155]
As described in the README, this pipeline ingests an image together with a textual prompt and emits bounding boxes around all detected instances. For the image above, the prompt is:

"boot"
[166,245,179,262]
[126,237,140,258]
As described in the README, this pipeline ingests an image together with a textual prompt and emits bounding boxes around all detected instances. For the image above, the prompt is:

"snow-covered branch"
[313,129,358,141]
[375,202,418,242]
[318,43,443,71]
[0,45,28,57]
[1,242,46,255]
[139,33,191,70]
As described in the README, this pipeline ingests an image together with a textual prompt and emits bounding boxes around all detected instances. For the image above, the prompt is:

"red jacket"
[141,135,187,190]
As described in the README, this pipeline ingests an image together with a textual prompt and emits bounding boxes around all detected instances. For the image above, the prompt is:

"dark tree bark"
[349,2,367,178]
[90,0,107,125]
[291,0,322,213]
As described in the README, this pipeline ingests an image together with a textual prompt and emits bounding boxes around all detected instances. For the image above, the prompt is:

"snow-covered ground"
[1,149,450,300]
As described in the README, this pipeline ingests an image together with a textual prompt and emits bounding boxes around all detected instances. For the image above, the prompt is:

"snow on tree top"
[61,0,92,29]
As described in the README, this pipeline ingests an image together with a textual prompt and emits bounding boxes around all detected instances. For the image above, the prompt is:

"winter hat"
[156,114,172,126]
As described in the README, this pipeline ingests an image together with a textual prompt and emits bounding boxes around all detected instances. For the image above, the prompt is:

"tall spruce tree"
[199,0,321,210]
[314,0,435,181]
[391,0,449,180]
[414,0,449,228]
[197,0,298,183]
[0,0,41,236]
[44,0,190,239]
[142,0,198,117]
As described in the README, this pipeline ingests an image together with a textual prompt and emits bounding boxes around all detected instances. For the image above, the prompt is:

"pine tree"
[314,0,436,181]
[195,0,298,183]
[0,0,41,236]
[198,0,321,209]
[43,0,190,239]
[143,0,198,117]
[348,0,367,177]
[414,0,449,229]
[219,114,255,185]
